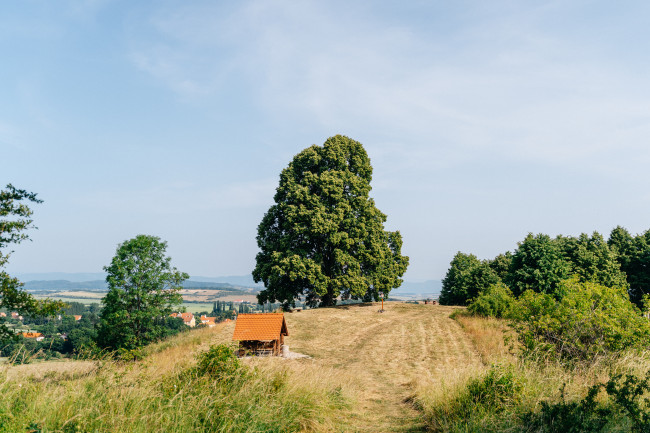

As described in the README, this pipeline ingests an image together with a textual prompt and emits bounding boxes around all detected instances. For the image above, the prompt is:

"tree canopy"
[97,235,188,351]
[608,226,650,306]
[253,135,409,308]
[439,252,499,306]
[0,184,63,341]
[441,229,635,306]
[506,233,571,298]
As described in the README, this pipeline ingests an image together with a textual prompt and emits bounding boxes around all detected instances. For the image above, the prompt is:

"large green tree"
[506,233,571,298]
[0,184,62,341]
[253,135,409,308]
[558,232,628,289]
[439,252,500,306]
[97,235,188,351]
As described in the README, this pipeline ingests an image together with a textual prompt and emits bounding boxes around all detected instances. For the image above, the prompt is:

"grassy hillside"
[1,303,474,432]
[2,303,649,432]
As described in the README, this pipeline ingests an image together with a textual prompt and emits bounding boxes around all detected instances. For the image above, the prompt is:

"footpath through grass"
[283,302,482,432]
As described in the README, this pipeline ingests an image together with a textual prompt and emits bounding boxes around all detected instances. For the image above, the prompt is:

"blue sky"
[3,0,650,281]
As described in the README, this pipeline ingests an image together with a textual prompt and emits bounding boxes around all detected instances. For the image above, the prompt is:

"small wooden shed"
[232,313,289,356]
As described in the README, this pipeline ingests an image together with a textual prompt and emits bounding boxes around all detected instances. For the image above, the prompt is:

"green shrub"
[509,278,650,362]
[427,364,524,425]
[468,283,515,318]
[523,371,650,432]
[523,384,613,432]
[463,364,524,412]
[116,347,145,362]
[194,344,243,381]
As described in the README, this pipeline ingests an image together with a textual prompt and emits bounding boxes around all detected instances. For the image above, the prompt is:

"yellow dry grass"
[452,312,516,365]
[2,302,487,432]
[281,302,483,432]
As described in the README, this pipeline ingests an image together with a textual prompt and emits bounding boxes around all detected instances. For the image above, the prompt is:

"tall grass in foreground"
[414,312,650,432]
[0,328,352,432]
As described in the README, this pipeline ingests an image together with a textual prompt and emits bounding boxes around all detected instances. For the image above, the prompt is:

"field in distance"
[28,281,261,307]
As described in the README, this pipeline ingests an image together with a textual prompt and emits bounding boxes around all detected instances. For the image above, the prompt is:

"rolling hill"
[0,302,476,432]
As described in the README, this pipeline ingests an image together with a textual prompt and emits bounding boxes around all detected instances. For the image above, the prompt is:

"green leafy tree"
[488,252,512,282]
[439,252,500,306]
[97,235,188,351]
[0,184,63,341]
[558,232,628,289]
[609,226,650,306]
[506,233,571,298]
[253,135,409,308]
[607,226,635,267]
[627,232,650,306]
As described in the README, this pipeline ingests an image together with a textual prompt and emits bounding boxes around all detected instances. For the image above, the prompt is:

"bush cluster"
[425,362,650,433]
[508,279,650,361]
[523,372,650,432]
[194,343,244,381]
[465,278,650,362]
[467,283,514,319]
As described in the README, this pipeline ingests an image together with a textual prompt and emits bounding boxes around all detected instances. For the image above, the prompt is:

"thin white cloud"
[127,0,650,177]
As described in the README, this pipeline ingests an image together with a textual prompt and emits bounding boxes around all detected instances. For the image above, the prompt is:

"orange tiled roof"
[22,332,43,338]
[232,313,288,341]
[171,312,194,322]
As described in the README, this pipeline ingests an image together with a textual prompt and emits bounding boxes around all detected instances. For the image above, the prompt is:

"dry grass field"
[1,302,491,432]
[8,302,649,431]
[280,302,482,432]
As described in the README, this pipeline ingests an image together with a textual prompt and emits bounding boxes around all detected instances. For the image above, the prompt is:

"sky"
[2,0,650,282]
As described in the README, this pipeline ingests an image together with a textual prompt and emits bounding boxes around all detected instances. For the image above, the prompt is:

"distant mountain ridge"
[20,280,258,292]
[15,273,264,288]
[16,272,108,282]
[16,273,440,296]
[22,280,107,291]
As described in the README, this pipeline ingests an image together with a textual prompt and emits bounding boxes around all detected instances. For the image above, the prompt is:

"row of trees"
[441,229,650,362]
[440,229,649,306]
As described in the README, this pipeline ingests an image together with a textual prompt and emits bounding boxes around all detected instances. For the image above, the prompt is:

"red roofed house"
[171,312,196,327]
[22,332,44,341]
[232,313,288,356]
[74,315,82,321]
[199,315,217,327]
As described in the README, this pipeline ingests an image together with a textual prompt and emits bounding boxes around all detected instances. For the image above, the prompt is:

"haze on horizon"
[3,1,650,282]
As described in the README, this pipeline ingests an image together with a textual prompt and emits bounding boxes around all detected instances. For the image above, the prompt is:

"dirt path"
[284,303,483,432]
